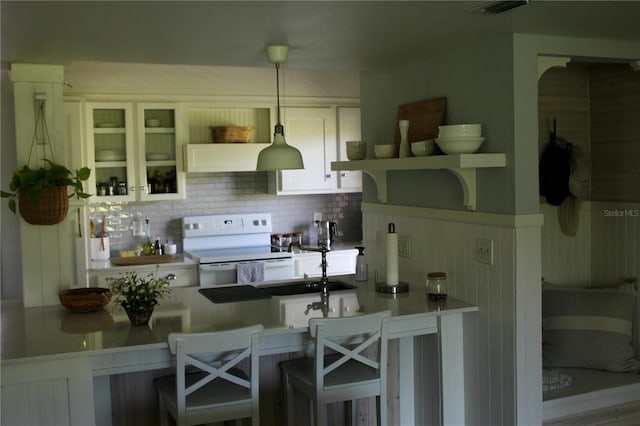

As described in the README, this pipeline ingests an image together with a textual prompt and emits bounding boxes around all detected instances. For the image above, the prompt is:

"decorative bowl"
[435,137,485,154]
[59,287,112,313]
[374,144,397,159]
[438,124,482,138]
[346,141,367,160]
[410,140,436,157]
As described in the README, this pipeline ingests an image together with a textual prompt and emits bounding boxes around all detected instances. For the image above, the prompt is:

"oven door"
[198,257,294,286]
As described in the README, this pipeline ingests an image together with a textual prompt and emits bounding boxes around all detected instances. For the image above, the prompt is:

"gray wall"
[361,33,516,214]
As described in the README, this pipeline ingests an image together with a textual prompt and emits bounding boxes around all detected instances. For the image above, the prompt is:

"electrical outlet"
[398,236,412,258]
[475,238,494,265]
[313,212,322,223]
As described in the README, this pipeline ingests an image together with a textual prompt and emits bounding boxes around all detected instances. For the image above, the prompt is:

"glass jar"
[426,272,448,300]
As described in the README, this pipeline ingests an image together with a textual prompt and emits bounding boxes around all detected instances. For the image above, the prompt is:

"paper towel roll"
[386,223,399,286]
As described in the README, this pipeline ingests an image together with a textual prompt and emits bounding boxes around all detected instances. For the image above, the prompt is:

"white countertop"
[1,277,477,363]
[88,255,195,271]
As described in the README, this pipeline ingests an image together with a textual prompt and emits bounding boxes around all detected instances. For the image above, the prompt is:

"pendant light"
[256,45,304,171]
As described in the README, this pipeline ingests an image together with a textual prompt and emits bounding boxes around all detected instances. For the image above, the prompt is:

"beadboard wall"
[90,173,363,255]
[591,64,640,202]
[541,202,592,286]
[539,62,639,287]
[361,202,543,426]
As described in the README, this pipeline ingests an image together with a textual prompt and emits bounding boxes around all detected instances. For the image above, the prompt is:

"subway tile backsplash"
[90,172,363,254]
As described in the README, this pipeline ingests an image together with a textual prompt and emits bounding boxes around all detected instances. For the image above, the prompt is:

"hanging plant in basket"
[1,99,91,225]
[1,160,91,224]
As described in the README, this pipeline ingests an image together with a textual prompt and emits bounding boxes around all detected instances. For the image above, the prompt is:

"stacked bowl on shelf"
[435,124,484,154]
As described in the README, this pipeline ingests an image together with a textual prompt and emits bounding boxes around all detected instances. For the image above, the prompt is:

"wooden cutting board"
[393,97,447,148]
[110,255,177,266]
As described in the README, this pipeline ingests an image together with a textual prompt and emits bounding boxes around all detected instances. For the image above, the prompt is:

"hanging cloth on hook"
[539,135,571,206]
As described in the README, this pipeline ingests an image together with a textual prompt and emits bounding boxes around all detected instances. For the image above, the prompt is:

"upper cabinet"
[137,103,186,201]
[84,102,186,202]
[269,106,362,195]
[336,107,362,192]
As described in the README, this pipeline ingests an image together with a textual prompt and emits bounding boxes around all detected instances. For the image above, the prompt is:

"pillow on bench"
[543,282,640,373]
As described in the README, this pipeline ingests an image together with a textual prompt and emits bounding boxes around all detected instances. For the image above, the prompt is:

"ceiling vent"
[470,0,529,15]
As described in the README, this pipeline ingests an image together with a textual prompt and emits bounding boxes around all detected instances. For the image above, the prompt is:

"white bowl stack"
[435,124,485,154]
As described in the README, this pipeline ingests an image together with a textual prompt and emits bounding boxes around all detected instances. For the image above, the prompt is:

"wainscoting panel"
[362,202,543,426]
[591,201,640,285]
[540,202,592,286]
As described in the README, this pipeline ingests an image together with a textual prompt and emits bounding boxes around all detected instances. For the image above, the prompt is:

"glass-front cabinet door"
[136,103,185,201]
[86,102,136,202]
[85,102,185,203]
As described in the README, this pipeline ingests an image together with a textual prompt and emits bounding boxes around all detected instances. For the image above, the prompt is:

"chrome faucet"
[289,242,331,316]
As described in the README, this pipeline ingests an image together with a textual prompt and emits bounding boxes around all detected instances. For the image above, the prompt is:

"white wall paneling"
[361,202,543,426]
[540,202,592,286]
[10,64,76,307]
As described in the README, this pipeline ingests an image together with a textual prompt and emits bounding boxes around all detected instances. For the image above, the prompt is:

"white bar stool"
[154,324,263,426]
[280,310,391,426]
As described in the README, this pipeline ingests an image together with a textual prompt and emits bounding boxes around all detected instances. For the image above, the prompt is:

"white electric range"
[182,213,294,286]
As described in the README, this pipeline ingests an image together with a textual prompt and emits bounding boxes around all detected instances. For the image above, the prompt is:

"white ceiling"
[2,1,640,71]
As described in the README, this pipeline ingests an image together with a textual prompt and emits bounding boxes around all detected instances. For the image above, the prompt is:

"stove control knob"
[193,223,201,230]
[253,220,259,226]
[184,223,194,230]
[261,219,267,226]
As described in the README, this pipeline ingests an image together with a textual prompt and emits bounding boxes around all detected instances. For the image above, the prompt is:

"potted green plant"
[1,159,91,225]
[106,270,171,326]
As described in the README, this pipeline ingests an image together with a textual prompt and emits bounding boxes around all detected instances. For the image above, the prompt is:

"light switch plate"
[475,238,494,265]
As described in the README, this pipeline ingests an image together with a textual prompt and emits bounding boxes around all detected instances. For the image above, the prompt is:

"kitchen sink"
[259,280,357,296]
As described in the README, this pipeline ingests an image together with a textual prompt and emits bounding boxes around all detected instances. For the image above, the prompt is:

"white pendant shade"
[256,43,304,171]
[256,133,304,170]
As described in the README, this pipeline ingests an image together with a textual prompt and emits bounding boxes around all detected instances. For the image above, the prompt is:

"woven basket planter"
[18,186,69,225]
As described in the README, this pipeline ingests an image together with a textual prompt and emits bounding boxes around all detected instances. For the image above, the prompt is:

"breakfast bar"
[1,279,477,426]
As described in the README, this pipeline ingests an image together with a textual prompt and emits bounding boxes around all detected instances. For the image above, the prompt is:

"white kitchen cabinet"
[136,103,187,201]
[89,260,197,288]
[292,249,358,279]
[270,106,362,195]
[336,106,363,192]
[84,102,186,202]
[272,106,337,194]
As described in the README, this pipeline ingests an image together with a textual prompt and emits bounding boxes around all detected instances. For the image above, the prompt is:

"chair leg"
[347,399,357,426]
[282,371,296,426]
[157,395,169,426]
[377,394,388,426]
[315,401,327,426]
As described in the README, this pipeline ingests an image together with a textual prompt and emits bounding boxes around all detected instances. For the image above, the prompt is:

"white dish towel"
[237,261,266,284]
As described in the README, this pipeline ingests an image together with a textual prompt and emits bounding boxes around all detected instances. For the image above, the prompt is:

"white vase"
[399,120,410,158]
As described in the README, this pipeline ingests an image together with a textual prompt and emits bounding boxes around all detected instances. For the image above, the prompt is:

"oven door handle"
[199,263,236,272]
[199,258,292,272]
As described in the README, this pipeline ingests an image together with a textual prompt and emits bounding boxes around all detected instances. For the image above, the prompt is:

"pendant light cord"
[275,63,284,135]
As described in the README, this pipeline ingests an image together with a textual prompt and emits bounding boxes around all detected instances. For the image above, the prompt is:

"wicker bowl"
[210,125,255,143]
[59,287,112,313]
